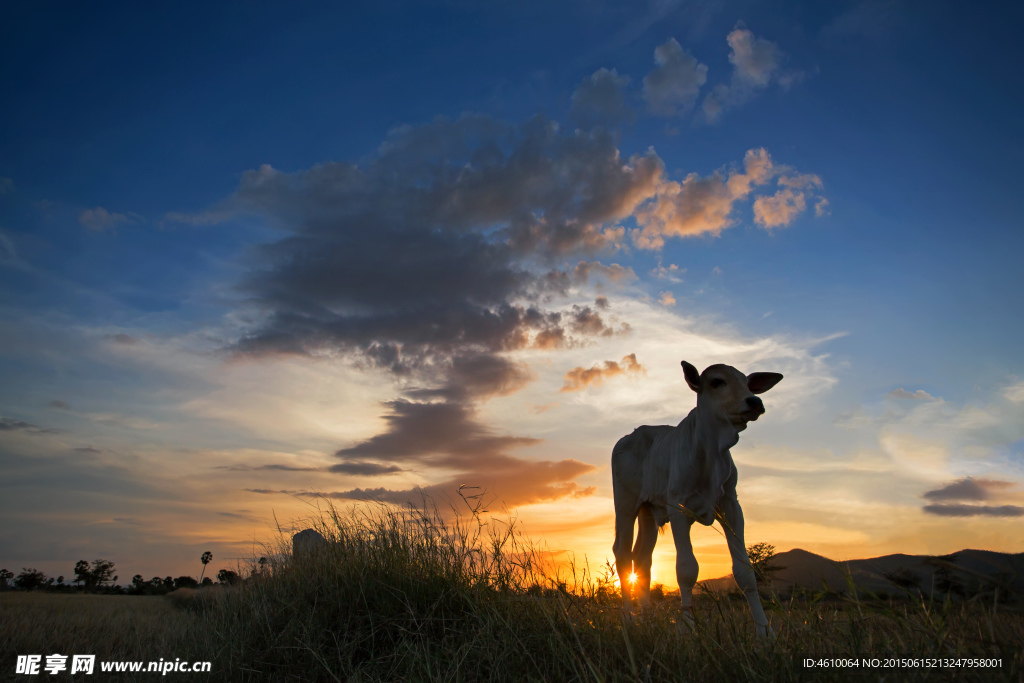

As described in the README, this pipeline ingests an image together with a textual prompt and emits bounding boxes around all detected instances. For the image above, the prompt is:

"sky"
[2,0,1023,588]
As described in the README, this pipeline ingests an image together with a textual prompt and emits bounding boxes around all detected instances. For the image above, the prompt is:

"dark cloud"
[922,504,1024,518]
[331,395,596,506]
[0,417,54,434]
[197,114,680,506]
[217,511,258,520]
[48,400,71,410]
[701,27,802,123]
[336,400,538,470]
[112,517,144,525]
[923,477,1016,502]
[108,333,139,345]
[216,463,322,472]
[570,68,633,129]
[323,458,597,508]
[327,462,405,476]
[643,38,708,116]
[594,296,609,310]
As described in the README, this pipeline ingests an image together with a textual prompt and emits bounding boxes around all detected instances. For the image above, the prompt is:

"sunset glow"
[1,2,1022,592]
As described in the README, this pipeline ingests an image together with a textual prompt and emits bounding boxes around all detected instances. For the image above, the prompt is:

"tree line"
[0,552,253,594]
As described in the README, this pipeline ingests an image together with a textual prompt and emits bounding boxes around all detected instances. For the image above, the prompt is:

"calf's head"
[681,361,783,432]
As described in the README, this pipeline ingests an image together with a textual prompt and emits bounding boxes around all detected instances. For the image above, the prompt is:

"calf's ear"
[681,361,702,393]
[747,372,783,394]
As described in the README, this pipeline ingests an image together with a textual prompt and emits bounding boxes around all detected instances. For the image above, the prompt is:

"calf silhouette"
[611,361,782,638]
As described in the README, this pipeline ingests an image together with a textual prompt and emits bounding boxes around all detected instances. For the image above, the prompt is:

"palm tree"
[199,551,213,584]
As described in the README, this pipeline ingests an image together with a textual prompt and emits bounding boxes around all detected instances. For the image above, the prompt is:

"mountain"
[696,548,1024,598]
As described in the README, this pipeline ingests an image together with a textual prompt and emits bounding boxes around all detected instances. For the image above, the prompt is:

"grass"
[0,592,205,680]
[3,497,1023,681]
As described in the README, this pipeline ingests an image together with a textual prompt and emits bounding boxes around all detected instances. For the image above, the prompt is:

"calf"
[611,361,782,638]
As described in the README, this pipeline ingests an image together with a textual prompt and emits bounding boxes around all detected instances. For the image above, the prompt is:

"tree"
[89,560,116,588]
[132,575,145,588]
[14,568,48,591]
[217,569,240,585]
[199,551,213,584]
[201,577,213,586]
[747,542,786,586]
[933,554,965,598]
[884,567,922,593]
[0,568,13,588]
[56,576,64,585]
[74,560,91,587]
[174,576,199,590]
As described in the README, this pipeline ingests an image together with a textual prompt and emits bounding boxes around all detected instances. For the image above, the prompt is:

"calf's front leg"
[717,493,774,640]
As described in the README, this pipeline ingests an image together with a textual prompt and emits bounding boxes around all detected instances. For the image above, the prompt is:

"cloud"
[216,463,323,472]
[78,207,132,232]
[922,504,1024,518]
[815,198,830,217]
[330,397,594,506]
[888,388,935,401]
[561,353,644,392]
[632,148,782,247]
[335,400,538,469]
[108,333,140,345]
[218,115,661,378]
[594,296,609,310]
[643,38,708,116]
[166,112,822,511]
[325,457,597,508]
[0,229,26,270]
[658,291,676,306]
[1003,380,1024,403]
[0,417,55,434]
[923,477,1016,502]
[701,27,801,123]
[650,263,683,282]
[820,0,903,41]
[48,400,72,410]
[753,188,807,228]
[327,462,405,476]
[570,68,633,129]
[632,151,825,242]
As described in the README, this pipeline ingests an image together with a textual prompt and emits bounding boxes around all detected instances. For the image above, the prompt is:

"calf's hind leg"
[612,508,637,606]
[631,504,658,606]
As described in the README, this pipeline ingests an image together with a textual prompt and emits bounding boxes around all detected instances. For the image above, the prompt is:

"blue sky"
[2,0,1023,584]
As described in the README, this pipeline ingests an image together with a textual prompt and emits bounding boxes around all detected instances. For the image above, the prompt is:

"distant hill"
[697,548,1024,598]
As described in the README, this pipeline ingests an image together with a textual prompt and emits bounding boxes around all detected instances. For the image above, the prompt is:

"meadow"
[3,500,1022,682]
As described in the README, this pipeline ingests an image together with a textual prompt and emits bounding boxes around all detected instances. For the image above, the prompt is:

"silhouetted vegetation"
[884,566,923,593]
[747,541,786,586]
[3,501,1022,680]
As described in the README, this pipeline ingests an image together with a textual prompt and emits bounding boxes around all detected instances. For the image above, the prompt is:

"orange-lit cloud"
[631,148,823,248]
[561,354,644,393]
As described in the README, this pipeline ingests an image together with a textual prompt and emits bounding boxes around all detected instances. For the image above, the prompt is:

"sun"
[628,571,638,585]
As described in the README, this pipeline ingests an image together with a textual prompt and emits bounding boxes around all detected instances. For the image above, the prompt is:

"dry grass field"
[3,503,1022,682]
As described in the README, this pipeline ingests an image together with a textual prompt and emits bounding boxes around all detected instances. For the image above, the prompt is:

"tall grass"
[191,497,1023,681]
[0,592,203,677]
[4,497,1022,681]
